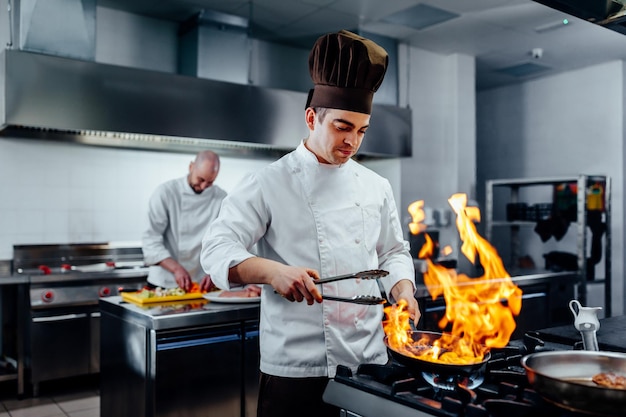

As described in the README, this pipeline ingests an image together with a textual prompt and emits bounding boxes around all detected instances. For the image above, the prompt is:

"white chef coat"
[143,176,226,288]
[201,142,415,378]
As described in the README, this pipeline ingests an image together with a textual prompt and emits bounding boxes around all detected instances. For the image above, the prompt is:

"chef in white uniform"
[201,30,420,417]
[143,150,226,291]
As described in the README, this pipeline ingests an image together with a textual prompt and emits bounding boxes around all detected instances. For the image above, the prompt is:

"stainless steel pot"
[521,350,626,416]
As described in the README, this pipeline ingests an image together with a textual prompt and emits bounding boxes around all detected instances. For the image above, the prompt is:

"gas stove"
[323,333,599,417]
[12,243,149,307]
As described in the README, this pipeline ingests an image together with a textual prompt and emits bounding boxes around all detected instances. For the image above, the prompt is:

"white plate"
[203,290,261,304]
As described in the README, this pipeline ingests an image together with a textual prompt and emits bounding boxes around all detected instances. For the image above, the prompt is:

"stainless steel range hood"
[0,49,412,159]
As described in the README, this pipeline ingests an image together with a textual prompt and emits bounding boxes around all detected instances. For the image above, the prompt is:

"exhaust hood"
[0,49,412,159]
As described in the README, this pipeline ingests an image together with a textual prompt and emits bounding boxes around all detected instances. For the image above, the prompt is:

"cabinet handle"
[33,313,88,323]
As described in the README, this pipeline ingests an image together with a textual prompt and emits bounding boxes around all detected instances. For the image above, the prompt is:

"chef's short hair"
[314,107,329,123]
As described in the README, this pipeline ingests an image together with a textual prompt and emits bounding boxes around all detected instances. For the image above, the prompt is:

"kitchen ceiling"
[98,0,626,90]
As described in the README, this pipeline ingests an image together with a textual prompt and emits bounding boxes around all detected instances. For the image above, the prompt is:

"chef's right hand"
[158,257,193,292]
[173,268,193,292]
[271,265,322,305]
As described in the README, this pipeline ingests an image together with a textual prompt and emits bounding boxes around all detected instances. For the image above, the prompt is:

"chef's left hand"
[390,279,421,327]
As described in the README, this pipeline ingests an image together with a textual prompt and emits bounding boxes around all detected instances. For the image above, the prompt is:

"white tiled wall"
[0,138,275,259]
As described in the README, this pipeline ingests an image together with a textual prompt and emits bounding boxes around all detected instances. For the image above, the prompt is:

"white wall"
[0,138,274,258]
[397,45,477,248]
[477,61,625,316]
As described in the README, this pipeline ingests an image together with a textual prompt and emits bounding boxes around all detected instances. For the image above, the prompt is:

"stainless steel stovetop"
[323,333,594,417]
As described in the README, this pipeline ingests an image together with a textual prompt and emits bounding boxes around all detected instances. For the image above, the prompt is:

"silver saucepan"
[521,350,626,416]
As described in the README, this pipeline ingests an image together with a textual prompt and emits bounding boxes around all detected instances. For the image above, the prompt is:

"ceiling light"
[535,19,571,33]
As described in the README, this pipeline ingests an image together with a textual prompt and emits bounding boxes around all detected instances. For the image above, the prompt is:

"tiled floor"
[0,377,99,417]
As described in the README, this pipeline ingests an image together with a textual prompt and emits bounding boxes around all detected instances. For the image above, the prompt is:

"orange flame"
[407,200,427,235]
[385,193,522,364]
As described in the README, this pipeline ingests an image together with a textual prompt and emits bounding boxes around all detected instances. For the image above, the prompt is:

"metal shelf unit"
[485,175,611,315]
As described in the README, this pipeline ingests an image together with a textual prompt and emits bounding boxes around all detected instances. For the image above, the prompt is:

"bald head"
[188,151,220,194]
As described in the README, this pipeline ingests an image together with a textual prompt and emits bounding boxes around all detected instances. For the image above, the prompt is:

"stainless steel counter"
[0,276,29,285]
[100,296,261,417]
[99,295,260,330]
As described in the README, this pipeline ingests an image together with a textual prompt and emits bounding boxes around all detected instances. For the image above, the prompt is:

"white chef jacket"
[143,176,226,288]
[201,142,415,378]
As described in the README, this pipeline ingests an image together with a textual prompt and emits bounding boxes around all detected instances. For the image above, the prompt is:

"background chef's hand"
[158,257,193,291]
[173,268,193,292]
[271,265,322,305]
[199,275,216,292]
[390,279,421,327]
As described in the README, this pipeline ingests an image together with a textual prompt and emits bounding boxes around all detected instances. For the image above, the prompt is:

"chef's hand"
[173,268,193,292]
[158,257,192,291]
[199,275,216,292]
[227,258,320,304]
[244,284,262,297]
[219,285,262,298]
[271,264,322,305]
[390,279,421,327]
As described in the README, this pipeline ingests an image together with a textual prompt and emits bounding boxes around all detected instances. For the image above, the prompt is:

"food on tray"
[592,372,626,389]
[136,282,203,299]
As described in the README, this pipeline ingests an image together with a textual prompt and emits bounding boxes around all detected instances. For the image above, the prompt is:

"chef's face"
[188,160,219,194]
[305,107,370,165]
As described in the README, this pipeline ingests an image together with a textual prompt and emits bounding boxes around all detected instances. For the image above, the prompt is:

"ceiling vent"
[496,62,552,78]
[382,4,459,30]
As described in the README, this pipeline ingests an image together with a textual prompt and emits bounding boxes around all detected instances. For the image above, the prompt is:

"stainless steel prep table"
[100,296,261,417]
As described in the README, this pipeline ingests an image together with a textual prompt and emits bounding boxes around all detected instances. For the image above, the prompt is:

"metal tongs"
[315,269,389,305]
[274,270,389,305]
[313,269,389,285]
[321,294,386,305]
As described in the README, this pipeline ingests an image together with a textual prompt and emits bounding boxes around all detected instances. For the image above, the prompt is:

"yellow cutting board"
[121,291,205,305]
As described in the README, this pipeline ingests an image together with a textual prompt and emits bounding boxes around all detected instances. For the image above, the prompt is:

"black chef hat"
[306,30,388,115]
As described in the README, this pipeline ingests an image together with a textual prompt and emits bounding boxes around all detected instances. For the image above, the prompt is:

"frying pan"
[384,330,490,377]
[521,350,626,416]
